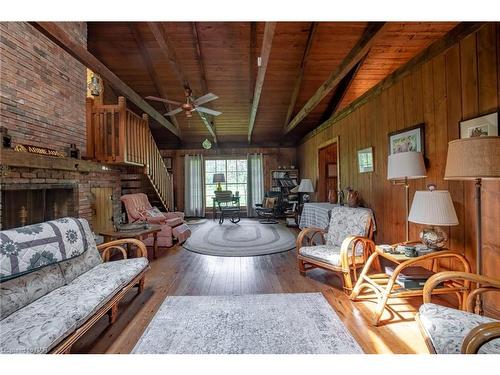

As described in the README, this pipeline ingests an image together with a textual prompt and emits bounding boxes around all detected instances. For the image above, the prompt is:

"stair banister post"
[118,96,127,163]
[85,97,95,160]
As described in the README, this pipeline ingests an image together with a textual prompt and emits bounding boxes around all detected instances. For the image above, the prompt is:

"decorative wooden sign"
[14,144,65,157]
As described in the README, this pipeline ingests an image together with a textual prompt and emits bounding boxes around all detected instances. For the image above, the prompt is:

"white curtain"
[184,154,205,217]
[247,153,264,217]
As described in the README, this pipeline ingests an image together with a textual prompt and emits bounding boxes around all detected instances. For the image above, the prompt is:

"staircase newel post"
[85,97,95,160]
[118,97,127,163]
[142,114,149,173]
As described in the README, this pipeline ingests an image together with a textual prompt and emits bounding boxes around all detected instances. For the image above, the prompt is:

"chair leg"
[137,277,145,293]
[298,259,306,276]
[109,304,119,324]
[342,270,354,294]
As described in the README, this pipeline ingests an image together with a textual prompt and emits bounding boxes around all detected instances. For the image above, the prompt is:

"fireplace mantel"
[0,149,107,173]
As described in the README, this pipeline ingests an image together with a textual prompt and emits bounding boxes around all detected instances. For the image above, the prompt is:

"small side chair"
[296,206,375,293]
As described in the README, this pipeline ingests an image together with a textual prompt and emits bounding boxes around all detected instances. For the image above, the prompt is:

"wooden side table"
[349,244,472,326]
[99,224,162,260]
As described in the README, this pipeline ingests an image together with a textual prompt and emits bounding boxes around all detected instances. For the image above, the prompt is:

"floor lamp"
[444,136,500,312]
[387,151,427,243]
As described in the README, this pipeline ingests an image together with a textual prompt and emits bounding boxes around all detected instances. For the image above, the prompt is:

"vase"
[347,189,359,208]
[327,189,337,204]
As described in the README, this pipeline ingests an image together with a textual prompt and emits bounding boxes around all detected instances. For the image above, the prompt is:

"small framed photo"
[358,147,374,173]
[388,123,425,155]
[163,157,172,170]
[460,112,498,138]
[327,163,338,177]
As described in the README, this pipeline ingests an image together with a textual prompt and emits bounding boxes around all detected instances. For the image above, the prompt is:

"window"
[205,159,247,207]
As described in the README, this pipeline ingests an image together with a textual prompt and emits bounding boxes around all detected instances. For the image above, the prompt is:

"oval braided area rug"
[183,219,296,257]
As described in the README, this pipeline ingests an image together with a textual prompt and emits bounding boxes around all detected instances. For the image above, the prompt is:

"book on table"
[384,266,435,289]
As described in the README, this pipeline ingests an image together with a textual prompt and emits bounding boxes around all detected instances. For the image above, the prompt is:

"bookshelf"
[270,169,299,208]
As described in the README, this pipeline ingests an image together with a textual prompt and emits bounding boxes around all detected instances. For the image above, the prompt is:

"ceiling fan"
[146,87,222,118]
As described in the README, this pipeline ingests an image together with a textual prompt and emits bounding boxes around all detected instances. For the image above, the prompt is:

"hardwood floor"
[73,236,432,354]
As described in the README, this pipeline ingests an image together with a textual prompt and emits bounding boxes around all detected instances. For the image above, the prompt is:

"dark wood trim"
[300,22,487,144]
[248,22,277,143]
[283,22,318,130]
[284,22,387,134]
[129,24,181,134]
[191,22,218,144]
[147,22,189,87]
[31,22,179,138]
[320,57,365,123]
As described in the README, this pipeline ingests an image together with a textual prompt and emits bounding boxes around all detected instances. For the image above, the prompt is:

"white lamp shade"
[408,190,459,226]
[387,151,427,180]
[298,179,314,193]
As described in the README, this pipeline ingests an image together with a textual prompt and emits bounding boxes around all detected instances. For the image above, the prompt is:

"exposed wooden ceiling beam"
[32,22,179,137]
[191,22,217,144]
[148,22,217,144]
[283,22,386,134]
[129,24,181,134]
[248,22,277,144]
[319,56,365,123]
[283,22,318,131]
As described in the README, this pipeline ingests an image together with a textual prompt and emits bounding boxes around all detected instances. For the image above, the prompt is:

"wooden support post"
[85,97,95,160]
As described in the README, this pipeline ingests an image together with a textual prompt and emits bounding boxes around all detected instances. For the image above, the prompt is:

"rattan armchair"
[416,271,500,354]
[296,206,375,293]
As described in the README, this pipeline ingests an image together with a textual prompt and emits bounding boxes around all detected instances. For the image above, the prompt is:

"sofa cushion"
[0,257,148,354]
[418,303,500,354]
[0,217,91,282]
[299,245,364,267]
[165,217,183,228]
[0,263,65,320]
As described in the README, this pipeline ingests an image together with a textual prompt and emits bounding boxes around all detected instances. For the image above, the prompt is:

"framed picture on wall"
[388,123,425,155]
[357,147,374,173]
[459,111,498,138]
[163,157,172,170]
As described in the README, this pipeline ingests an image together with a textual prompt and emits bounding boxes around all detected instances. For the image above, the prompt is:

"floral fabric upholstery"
[57,242,102,284]
[299,245,364,267]
[325,207,372,247]
[419,303,500,354]
[0,257,148,354]
[0,218,91,281]
[0,263,65,320]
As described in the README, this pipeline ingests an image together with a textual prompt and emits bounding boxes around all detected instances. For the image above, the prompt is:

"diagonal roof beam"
[319,56,365,123]
[32,22,179,137]
[284,22,387,134]
[283,22,318,131]
[148,22,216,144]
[129,24,181,134]
[248,22,277,144]
[191,22,217,144]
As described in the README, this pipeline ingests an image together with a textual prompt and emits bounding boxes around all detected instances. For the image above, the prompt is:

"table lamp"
[387,151,427,243]
[298,179,314,203]
[408,185,459,249]
[213,173,225,191]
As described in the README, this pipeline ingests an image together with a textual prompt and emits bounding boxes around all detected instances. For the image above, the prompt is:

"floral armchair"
[296,206,375,293]
[120,193,190,248]
[416,271,500,354]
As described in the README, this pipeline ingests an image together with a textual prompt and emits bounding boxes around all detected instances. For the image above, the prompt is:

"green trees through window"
[205,159,247,207]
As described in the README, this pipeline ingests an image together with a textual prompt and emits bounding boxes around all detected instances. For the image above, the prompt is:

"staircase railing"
[86,96,173,210]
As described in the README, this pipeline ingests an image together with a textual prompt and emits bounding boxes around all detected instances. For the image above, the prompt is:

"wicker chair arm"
[462,322,500,354]
[97,238,148,262]
[339,236,375,272]
[423,271,500,306]
[296,227,327,252]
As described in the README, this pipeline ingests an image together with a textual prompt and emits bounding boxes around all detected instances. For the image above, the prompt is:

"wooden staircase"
[86,96,174,210]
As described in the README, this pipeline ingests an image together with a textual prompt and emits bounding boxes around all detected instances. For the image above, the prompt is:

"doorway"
[317,139,339,202]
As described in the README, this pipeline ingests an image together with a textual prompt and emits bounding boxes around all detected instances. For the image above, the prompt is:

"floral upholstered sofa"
[0,217,149,354]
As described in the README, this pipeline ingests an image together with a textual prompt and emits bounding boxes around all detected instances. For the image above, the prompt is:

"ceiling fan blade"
[195,106,222,116]
[146,96,183,106]
[165,107,183,116]
[193,93,218,106]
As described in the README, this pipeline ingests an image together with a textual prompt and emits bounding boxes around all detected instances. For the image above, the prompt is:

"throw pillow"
[145,207,164,217]
[264,197,276,209]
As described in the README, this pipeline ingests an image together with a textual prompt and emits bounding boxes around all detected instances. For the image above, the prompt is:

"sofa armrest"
[339,236,375,272]
[296,227,327,253]
[97,238,148,261]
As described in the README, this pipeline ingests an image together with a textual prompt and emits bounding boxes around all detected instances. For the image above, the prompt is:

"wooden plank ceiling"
[87,22,457,148]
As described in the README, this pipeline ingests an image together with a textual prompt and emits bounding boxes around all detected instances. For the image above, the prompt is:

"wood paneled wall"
[161,147,297,212]
[297,24,500,316]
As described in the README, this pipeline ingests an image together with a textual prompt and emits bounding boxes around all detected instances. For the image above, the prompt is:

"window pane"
[226,159,237,171]
[216,160,226,171]
[226,171,237,183]
[205,158,248,207]
[237,171,247,183]
[205,160,215,173]
[237,160,247,171]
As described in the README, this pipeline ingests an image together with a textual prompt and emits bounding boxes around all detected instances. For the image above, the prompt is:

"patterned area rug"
[132,293,363,354]
[183,219,296,257]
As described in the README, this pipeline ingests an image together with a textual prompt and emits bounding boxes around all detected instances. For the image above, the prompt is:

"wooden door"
[317,142,338,202]
[90,187,114,233]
